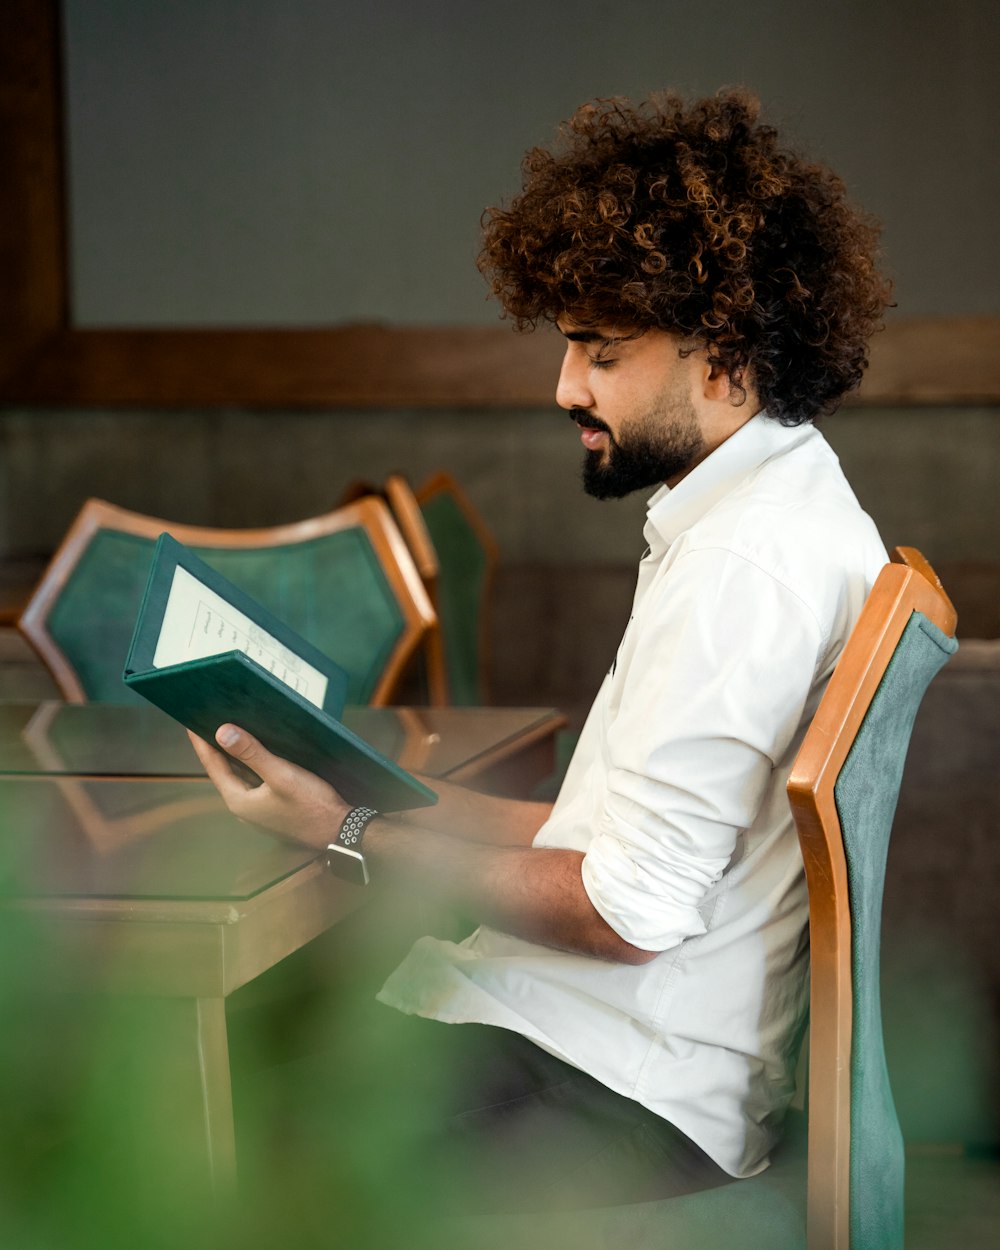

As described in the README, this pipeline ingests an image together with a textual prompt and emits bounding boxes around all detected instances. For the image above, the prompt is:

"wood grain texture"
[0,0,68,359]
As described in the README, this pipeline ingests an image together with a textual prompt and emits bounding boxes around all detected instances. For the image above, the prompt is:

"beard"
[575,398,705,500]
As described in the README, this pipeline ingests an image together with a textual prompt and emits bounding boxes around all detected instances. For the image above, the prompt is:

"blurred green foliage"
[0,890,479,1250]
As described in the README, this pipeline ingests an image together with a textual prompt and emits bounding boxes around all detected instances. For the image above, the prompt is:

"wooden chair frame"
[787,557,957,1250]
[383,474,450,705]
[18,496,437,706]
[414,471,500,705]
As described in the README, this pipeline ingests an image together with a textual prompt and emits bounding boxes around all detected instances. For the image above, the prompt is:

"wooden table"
[0,701,565,1192]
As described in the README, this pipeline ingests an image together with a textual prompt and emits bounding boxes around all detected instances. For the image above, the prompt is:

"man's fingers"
[187,729,257,798]
[188,728,223,775]
[213,724,316,801]
[187,726,347,850]
[216,723,253,754]
[214,724,276,777]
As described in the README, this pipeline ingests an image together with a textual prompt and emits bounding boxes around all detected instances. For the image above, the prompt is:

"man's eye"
[587,354,616,370]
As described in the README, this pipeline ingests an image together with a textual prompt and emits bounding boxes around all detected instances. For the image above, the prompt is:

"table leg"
[98,993,237,1195]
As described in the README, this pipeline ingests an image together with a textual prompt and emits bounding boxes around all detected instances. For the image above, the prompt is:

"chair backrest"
[18,497,436,707]
[788,557,958,1250]
[383,475,450,705]
[890,545,958,620]
[414,471,499,705]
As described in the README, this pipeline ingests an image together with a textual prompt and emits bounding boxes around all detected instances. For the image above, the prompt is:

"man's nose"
[555,347,596,411]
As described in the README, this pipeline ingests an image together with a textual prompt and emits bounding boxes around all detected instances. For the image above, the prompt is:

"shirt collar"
[643,413,818,555]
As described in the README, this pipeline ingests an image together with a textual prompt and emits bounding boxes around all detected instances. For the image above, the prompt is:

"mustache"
[569,408,612,435]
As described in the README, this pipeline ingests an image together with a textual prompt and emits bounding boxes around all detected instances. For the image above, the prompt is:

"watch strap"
[334,805,379,850]
[326,805,379,886]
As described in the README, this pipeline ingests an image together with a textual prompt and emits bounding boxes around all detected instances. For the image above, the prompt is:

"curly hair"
[478,90,891,425]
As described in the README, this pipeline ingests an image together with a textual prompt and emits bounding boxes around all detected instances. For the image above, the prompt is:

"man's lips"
[579,426,608,449]
[570,408,611,449]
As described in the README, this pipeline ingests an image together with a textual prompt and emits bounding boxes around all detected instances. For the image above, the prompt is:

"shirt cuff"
[581,828,725,951]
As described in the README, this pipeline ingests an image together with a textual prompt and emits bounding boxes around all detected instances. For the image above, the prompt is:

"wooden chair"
[787,553,958,1248]
[448,553,958,1250]
[341,472,499,707]
[891,544,957,613]
[18,497,436,707]
[334,476,450,705]
[383,474,450,706]
[413,471,499,706]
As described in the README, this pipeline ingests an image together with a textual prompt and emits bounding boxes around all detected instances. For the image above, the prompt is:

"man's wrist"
[326,805,379,885]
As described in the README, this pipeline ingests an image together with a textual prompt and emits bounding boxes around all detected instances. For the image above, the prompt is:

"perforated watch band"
[326,806,379,885]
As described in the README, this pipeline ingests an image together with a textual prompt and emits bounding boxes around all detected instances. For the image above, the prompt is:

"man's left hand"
[188,725,350,852]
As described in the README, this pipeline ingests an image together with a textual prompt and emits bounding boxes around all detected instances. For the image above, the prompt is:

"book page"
[152,565,329,709]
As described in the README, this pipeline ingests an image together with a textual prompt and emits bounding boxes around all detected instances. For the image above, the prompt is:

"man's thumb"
[216,724,254,757]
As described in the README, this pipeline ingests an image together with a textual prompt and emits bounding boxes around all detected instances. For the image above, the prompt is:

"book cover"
[123,534,437,813]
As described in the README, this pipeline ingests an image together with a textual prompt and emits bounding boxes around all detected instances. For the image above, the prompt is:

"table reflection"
[0,700,562,782]
[0,777,315,901]
[0,702,564,903]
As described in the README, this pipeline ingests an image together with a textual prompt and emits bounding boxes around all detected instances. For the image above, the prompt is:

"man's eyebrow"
[559,326,644,347]
[561,329,611,344]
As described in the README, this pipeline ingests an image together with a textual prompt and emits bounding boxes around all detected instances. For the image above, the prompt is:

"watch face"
[326,844,370,886]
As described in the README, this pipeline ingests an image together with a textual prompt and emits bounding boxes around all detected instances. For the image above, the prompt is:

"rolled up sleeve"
[578,545,825,951]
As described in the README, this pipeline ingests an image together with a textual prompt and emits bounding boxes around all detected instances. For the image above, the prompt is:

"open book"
[123,534,437,813]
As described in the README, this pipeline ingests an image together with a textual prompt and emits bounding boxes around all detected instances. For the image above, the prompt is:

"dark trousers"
[381,1013,731,1212]
[231,995,729,1238]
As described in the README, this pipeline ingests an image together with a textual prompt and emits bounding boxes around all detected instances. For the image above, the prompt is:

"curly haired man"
[194,91,891,1216]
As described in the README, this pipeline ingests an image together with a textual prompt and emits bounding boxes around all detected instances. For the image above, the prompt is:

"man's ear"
[703,360,735,402]
[703,359,759,411]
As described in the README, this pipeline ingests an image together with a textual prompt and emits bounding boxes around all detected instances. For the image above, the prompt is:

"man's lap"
[231,994,731,1222]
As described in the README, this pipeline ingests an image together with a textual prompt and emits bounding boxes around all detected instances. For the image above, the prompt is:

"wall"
[3,402,1000,560]
[16,0,994,634]
[62,0,1000,326]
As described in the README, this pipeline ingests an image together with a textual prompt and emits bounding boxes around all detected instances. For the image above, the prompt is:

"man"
[192,89,890,1214]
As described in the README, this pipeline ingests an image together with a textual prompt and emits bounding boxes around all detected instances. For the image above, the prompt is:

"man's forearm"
[364,817,655,965]
[405,774,552,847]
[188,726,627,958]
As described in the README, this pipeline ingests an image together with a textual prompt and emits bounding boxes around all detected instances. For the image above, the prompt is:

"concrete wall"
[24,0,995,654]
[2,403,998,563]
[63,0,1000,325]
[12,0,996,630]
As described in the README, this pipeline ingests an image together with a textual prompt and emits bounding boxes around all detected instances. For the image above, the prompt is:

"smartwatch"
[326,805,378,885]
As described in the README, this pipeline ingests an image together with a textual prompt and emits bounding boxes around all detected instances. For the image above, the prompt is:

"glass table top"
[0,776,316,902]
[0,702,562,904]
[0,701,559,780]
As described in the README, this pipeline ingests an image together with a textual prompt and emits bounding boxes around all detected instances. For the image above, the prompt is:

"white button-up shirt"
[379,414,887,1177]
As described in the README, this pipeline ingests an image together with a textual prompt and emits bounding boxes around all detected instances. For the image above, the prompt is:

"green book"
[123,534,437,813]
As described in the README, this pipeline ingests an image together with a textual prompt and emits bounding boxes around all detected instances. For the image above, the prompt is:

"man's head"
[479,90,891,435]
[554,319,734,498]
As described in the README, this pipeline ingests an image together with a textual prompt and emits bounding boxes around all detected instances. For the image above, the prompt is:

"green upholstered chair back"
[416,473,498,706]
[833,609,957,1248]
[19,498,435,707]
[788,556,959,1250]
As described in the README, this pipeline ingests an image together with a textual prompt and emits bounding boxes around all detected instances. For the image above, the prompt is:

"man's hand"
[188,725,350,853]
[188,726,655,964]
